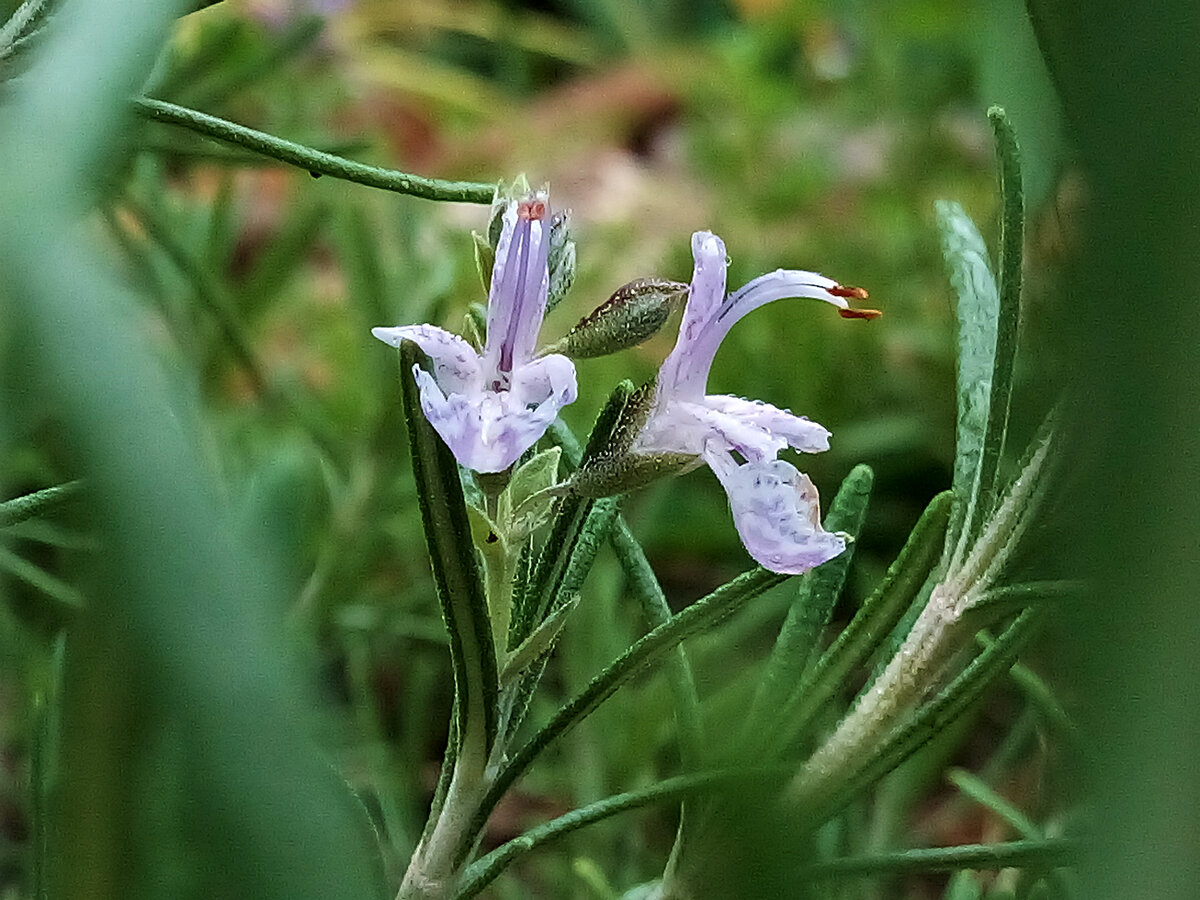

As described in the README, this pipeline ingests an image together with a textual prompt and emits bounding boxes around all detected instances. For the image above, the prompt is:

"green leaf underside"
[810,607,1041,821]
[935,199,999,554]
[398,341,499,753]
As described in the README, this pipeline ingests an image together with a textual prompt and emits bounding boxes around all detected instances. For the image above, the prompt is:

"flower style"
[373,192,578,473]
[635,231,873,574]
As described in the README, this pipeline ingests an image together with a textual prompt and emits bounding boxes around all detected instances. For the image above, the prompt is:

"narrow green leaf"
[133,98,496,203]
[610,516,702,763]
[0,481,82,528]
[935,199,999,554]
[745,464,874,749]
[500,594,581,685]
[947,768,1041,839]
[983,105,1025,519]
[804,838,1078,879]
[777,491,953,750]
[511,382,633,645]
[962,580,1080,630]
[0,544,84,613]
[468,565,790,855]
[398,340,499,756]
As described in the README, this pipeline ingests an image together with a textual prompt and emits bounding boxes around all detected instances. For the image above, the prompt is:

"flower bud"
[546,277,689,359]
[546,210,576,312]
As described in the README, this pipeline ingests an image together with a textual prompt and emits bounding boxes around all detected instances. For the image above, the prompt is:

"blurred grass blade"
[777,491,953,750]
[235,199,329,319]
[398,340,499,755]
[0,543,84,613]
[0,0,388,893]
[0,480,82,528]
[944,870,983,900]
[186,15,325,109]
[744,464,874,750]
[947,768,1040,839]
[804,838,1078,880]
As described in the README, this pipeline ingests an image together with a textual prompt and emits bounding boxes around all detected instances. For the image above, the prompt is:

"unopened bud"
[546,210,576,312]
[546,278,689,359]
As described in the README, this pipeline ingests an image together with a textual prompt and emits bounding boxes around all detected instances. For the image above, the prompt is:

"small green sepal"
[546,278,688,359]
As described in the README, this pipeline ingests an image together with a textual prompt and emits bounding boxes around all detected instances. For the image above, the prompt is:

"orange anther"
[829,284,870,300]
[838,307,883,320]
[518,199,547,221]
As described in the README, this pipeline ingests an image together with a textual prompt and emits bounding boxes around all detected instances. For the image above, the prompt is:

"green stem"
[131,97,496,203]
[453,766,795,899]
[0,481,82,528]
[463,566,788,864]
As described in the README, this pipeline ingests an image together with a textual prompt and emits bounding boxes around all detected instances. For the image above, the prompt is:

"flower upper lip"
[635,230,867,574]
[372,190,577,474]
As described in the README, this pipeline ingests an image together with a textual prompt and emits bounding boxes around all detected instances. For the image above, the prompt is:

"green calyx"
[546,277,688,359]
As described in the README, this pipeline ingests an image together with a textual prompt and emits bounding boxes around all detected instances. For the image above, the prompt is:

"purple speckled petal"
[371,324,483,394]
[408,353,576,474]
[704,446,846,575]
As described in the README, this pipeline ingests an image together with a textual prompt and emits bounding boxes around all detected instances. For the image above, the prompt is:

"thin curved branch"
[132,97,496,203]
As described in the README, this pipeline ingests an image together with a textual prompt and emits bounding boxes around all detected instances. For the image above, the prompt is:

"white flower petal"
[654,231,729,399]
[705,447,846,575]
[703,395,832,455]
[372,324,483,394]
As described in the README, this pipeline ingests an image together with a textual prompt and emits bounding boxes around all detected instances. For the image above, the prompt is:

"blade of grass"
[805,838,1079,879]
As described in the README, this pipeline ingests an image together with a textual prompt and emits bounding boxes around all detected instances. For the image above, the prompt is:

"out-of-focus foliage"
[0,0,1081,897]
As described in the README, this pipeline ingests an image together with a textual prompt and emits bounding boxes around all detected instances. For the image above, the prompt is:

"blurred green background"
[8,0,1189,898]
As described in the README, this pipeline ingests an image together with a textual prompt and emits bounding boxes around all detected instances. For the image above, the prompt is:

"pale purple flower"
[636,230,872,574]
[373,192,577,473]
